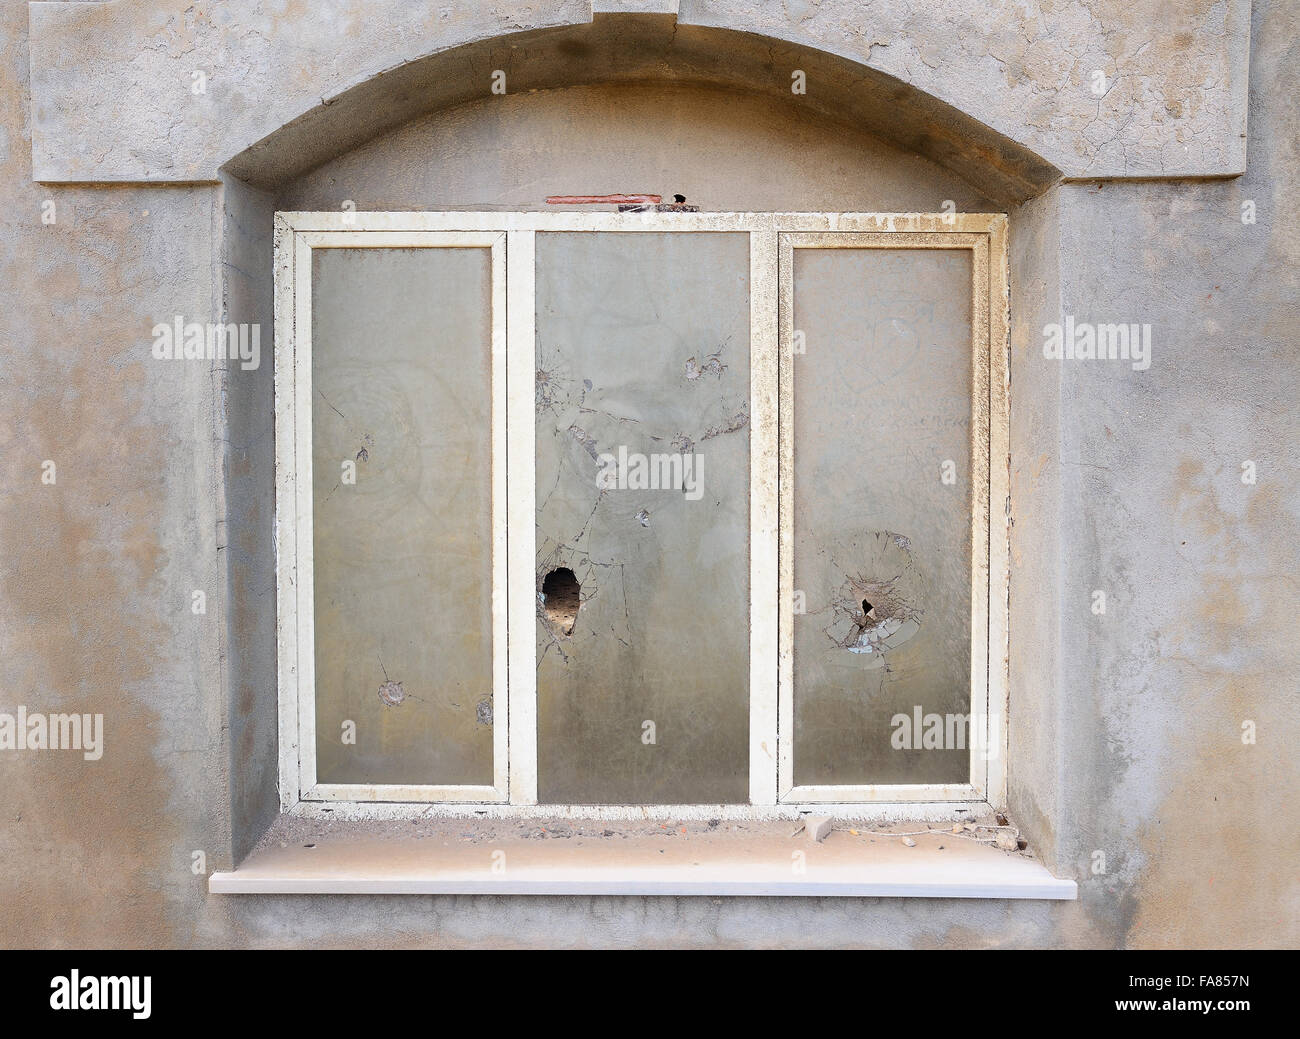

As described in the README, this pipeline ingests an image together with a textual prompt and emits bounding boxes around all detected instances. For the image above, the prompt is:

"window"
[274,212,1008,815]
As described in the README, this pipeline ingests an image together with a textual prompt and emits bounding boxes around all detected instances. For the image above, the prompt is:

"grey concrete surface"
[29,1,1248,183]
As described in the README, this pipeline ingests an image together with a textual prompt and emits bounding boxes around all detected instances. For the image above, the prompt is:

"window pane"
[792,247,973,786]
[534,231,751,804]
[311,246,495,786]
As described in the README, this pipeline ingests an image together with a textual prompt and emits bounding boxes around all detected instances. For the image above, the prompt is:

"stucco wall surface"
[28,0,1249,182]
[0,0,1296,948]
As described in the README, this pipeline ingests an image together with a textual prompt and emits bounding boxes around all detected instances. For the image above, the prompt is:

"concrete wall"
[1,0,1296,948]
[29,0,1249,182]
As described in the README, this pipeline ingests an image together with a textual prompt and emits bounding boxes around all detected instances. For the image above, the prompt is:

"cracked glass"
[311,246,496,786]
[791,246,974,786]
[534,231,752,804]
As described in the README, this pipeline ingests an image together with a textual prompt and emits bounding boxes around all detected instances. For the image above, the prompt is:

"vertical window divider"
[292,230,318,802]
[968,235,992,798]
[776,230,797,803]
[506,227,539,805]
[273,214,300,810]
[490,232,510,800]
[986,215,1011,809]
[749,226,781,806]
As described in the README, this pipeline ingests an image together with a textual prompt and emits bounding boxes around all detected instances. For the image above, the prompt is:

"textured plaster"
[28,1,1248,184]
[275,83,999,215]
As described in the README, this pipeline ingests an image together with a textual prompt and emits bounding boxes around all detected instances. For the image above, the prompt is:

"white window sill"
[209,820,1077,899]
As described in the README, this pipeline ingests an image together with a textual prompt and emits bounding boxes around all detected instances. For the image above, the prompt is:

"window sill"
[209,819,1077,899]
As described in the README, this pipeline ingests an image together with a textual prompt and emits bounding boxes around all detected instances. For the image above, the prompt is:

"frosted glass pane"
[535,231,751,804]
[311,246,495,786]
[792,247,973,786]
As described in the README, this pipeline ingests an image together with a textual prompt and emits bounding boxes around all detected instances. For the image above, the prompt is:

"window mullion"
[749,227,780,806]
[506,228,539,805]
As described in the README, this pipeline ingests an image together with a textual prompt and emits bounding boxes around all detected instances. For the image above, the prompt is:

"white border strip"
[749,230,779,805]
[784,783,983,804]
[211,860,1077,899]
[489,234,510,798]
[273,215,300,810]
[293,231,317,799]
[278,212,1004,235]
[283,230,511,804]
[776,232,795,801]
[506,230,539,805]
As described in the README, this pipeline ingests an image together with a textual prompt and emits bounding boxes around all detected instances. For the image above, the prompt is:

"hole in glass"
[542,567,581,637]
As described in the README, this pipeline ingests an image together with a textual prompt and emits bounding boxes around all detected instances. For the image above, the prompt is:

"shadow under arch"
[223,13,1060,204]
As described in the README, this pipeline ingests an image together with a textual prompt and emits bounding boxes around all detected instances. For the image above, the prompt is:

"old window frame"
[273,211,1009,817]
[777,229,1007,806]
[275,229,509,806]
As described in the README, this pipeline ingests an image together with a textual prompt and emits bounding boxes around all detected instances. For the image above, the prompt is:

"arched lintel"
[223,13,1060,205]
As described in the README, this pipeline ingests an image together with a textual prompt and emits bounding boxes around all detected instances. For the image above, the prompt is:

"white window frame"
[275,229,509,806]
[273,211,1009,818]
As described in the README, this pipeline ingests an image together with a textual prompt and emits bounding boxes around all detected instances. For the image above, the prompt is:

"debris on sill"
[860,821,1028,853]
[797,813,1031,855]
